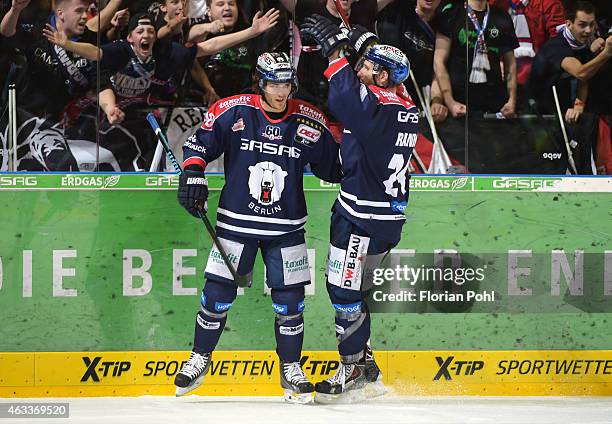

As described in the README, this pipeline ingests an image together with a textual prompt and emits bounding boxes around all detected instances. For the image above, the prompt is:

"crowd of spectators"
[0,0,611,173]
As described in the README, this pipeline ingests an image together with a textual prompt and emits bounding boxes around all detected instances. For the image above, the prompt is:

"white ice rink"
[2,396,611,424]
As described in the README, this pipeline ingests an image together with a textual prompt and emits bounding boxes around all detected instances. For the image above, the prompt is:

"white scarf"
[510,0,535,58]
[466,2,491,84]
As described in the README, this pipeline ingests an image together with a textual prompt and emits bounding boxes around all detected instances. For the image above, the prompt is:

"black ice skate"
[280,361,315,404]
[364,343,384,383]
[315,351,387,404]
[174,351,212,397]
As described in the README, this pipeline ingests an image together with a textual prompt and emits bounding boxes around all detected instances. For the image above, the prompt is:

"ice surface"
[1,396,611,424]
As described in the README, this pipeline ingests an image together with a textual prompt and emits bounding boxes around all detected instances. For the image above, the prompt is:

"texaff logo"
[433,356,484,381]
[296,104,327,125]
[217,95,253,111]
[285,256,309,274]
[300,355,339,376]
[81,356,131,382]
[211,250,239,265]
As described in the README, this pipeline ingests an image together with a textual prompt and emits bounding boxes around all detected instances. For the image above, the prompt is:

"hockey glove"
[178,169,208,218]
[300,14,348,58]
[348,25,379,56]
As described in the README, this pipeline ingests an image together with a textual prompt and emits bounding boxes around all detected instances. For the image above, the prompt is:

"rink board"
[1,174,612,397]
[1,350,612,397]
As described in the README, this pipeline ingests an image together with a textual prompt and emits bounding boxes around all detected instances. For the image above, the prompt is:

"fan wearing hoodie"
[43,8,280,118]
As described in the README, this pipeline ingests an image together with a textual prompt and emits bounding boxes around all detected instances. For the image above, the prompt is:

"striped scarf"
[561,25,587,50]
[510,0,535,58]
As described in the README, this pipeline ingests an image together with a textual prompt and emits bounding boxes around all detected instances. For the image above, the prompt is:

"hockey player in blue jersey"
[173,52,341,404]
[301,16,418,403]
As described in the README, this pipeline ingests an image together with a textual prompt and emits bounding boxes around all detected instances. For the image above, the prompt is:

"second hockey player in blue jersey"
[173,52,341,403]
[301,16,419,403]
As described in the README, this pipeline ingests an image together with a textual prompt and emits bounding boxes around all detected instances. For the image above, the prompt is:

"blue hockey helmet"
[255,52,296,91]
[363,44,410,87]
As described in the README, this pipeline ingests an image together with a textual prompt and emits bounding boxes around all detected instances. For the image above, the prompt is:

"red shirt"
[489,0,565,53]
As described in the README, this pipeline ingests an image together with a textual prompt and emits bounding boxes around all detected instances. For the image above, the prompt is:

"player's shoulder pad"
[367,85,417,110]
[288,99,330,130]
[200,94,259,130]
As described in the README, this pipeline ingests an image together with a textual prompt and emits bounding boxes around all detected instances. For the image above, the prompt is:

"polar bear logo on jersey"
[248,161,288,205]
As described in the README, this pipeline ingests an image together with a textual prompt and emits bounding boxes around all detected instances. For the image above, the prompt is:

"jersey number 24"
[383,153,411,197]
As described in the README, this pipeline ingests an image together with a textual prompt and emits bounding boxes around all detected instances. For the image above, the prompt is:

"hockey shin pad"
[193,280,237,354]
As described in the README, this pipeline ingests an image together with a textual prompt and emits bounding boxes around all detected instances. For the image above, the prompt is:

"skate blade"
[175,374,205,397]
[315,381,388,404]
[283,389,314,404]
[364,380,388,399]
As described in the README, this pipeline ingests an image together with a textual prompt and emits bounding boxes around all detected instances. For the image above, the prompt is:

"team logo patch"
[232,118,245,132]
[295,124,321,146]
[247,161,288,205]
[201,111,215,130]
[261,125,282,141]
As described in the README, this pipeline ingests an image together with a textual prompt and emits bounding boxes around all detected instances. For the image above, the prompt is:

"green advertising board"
[1,174,611,352]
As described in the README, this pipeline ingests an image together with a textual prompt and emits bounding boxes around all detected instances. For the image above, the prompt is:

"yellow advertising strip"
[1,350,611,397]
[0,354,34,387]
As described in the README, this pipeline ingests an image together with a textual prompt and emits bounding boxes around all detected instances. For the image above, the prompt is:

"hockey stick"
[408,72,453,174]
[146,113,252,287]
[332,0,351,29]
[551,85,578,174]
[411,148,427,173]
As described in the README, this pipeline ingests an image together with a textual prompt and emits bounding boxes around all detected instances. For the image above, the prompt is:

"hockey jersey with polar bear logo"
[183,94,341,238]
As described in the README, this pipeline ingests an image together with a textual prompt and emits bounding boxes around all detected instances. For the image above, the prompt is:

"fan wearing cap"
[0,0,120,119]
[300,16,419,403]
[42,7,280,111]
[173,52,341,403]
[0,0,122,170]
